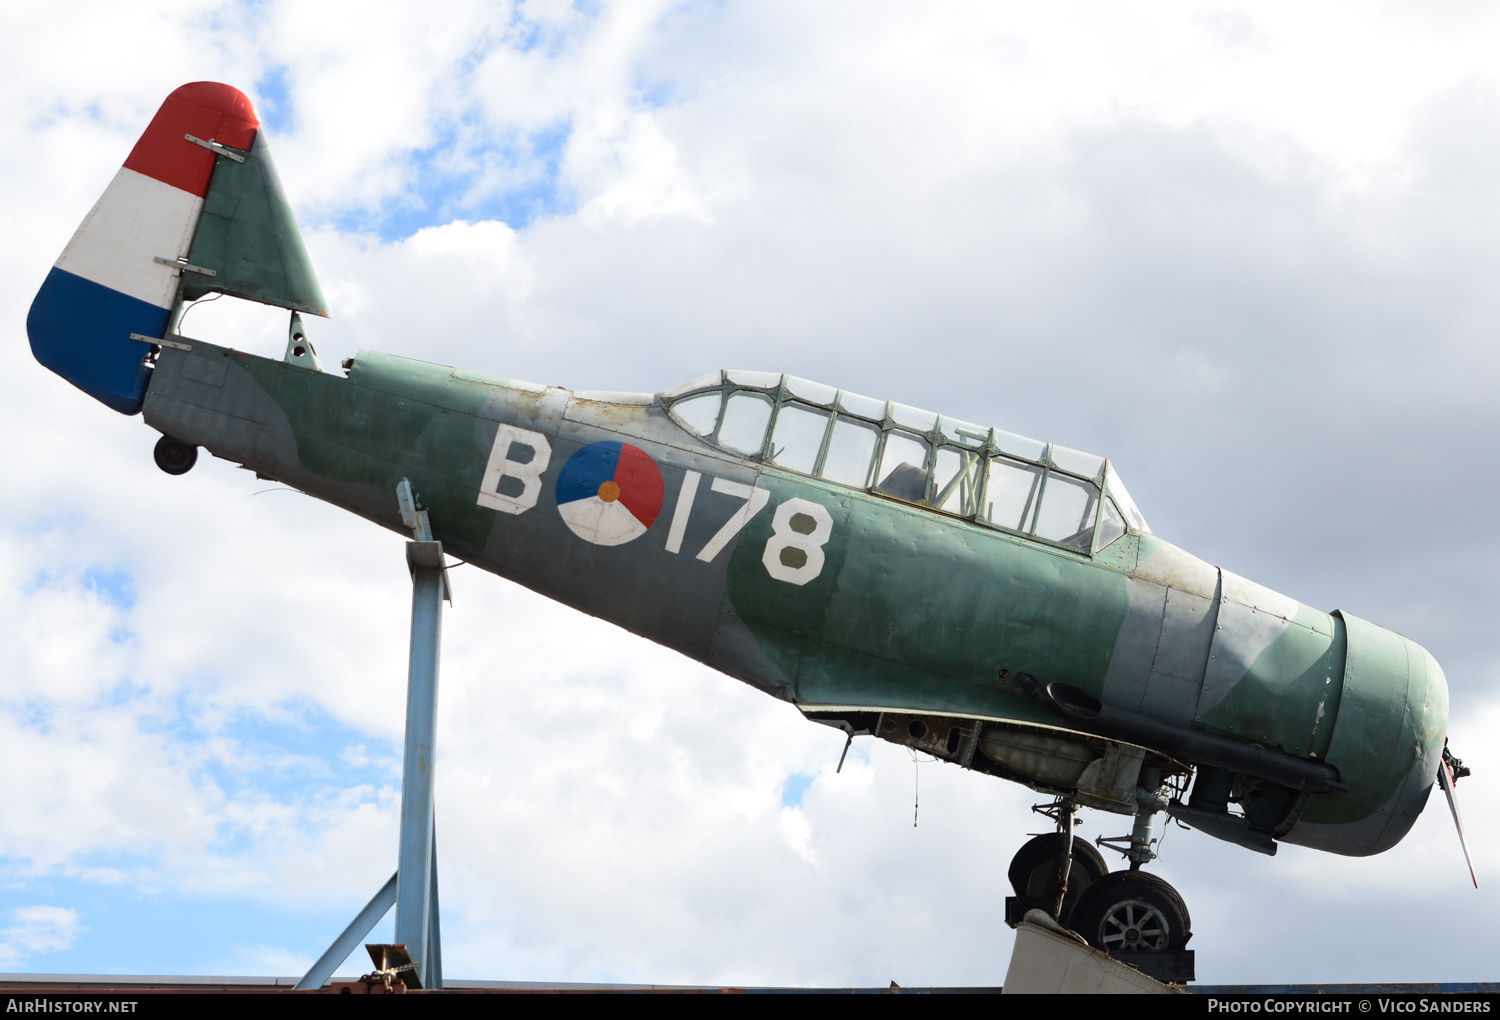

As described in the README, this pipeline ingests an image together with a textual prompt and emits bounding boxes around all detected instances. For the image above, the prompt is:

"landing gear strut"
[1097,766,1168,870]
[1006,833,1107,926]
[1005,773,1196,984]
[1004,798,1106,927]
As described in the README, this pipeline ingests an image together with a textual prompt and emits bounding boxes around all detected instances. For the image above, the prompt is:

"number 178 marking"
[664,472,834,586]
[664,471,769,562]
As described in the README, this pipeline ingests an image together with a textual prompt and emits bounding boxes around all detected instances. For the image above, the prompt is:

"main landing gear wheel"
[1008,833,1109,924]
[153,435,198,475]
[1071,870,1192,953]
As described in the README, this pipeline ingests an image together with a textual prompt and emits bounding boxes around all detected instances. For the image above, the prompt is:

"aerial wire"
[175,292,221,331]
[907,747,938,828]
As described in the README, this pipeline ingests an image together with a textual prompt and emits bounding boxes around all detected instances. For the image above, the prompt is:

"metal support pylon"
[296,480,450,991]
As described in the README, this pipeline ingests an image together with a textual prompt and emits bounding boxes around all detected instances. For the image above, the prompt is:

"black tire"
[1007,834,1109,923]
[1071,871,1192,952]
[154,435,198,475]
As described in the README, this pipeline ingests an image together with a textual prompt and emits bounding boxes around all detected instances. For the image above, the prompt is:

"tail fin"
[27,82,328,415]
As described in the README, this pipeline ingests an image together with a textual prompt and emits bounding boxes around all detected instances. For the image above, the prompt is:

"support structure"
[1050,798,1077,920]
[296,480,450,991]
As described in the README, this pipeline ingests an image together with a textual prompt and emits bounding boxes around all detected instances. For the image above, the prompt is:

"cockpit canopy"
[660,371,1150,555]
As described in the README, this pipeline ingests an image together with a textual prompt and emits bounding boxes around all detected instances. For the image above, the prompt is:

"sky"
[2,0,1499,987]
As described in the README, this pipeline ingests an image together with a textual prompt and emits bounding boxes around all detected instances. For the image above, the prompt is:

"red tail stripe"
[122,82,260,198]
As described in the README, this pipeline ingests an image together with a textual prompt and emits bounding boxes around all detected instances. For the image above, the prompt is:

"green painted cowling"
[1281,612,1448,855]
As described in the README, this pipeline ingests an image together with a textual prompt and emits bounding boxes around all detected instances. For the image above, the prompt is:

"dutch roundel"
[555,441,665,546]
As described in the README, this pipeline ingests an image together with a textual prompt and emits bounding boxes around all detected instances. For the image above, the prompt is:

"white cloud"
[4,0,1500,988]
[0,907,81,970]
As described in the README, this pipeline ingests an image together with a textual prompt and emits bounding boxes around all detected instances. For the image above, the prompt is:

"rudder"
[27,82,327,415]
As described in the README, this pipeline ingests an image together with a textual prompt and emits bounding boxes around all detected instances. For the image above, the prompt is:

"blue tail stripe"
[27,267,167,416]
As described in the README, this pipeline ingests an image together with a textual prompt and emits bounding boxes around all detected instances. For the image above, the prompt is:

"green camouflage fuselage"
[139,343,1448,859]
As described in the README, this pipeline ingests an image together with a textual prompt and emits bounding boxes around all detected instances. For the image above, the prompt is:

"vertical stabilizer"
[178,130,328,316]
[26,82,327,415]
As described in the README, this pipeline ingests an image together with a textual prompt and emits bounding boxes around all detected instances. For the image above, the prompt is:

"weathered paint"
[180,130,328,316]
[27,82,323,413]
[34,81,1453,864]
[1282,612,1448,854]
[135,337,1448,854]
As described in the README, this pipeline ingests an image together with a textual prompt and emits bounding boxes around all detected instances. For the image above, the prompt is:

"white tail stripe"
[55,167,204,310]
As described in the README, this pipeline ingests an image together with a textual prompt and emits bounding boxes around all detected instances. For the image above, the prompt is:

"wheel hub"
[1099,899,1169,951]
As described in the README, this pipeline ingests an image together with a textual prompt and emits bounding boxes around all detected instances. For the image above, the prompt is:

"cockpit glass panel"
[986,456,1043,531]
[670,391,722,437]
[939,417,988,449]
[718,391,774,456]
[1106,467,1151,534]
[1097,497,1126,551]
[875,431,931,502]
[820,416,880,488]
[837,390,887,422]
[726,370,782,390]
[1051,444,1105,479]
[769,402,831,474]
[1035,473,1099,550]
[932,446,984,516]
[660,371,723,400]
[658,372,1127,541]
[993,429,1048,463]
[786,376,839,407]
[889,402,938,434]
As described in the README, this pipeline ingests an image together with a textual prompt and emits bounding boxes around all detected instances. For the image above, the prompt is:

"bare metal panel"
[1101,577,1168,712]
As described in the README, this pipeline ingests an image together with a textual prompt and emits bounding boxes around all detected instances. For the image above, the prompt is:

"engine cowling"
[1280,611,1449,856]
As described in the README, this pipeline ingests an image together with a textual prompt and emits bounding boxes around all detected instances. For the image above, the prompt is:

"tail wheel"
[153,435,198,475]
[1071,871,1192,952]
[1007,833,1109,923]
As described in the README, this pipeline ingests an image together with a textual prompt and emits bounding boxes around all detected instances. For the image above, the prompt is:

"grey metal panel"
[148,345,272,427]
[1139,673,1207,727]
[143,344,279,471]
[252,415,297,476]
[1116,541,1222,724]
[1152,586,1217,684]
[1139,584,1220,724]
[180,353,228,388]
[1131,541,1217,599]
[707,595,797,701]
[1197,571,1297,719]
[1100,578,1167,712]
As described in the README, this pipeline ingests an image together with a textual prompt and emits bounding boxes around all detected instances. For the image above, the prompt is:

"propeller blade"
[1438,758,1478,889]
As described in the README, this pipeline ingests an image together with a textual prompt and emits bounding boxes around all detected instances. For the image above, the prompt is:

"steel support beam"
[295,486,450,991]
[293,872,398,990]
[427,826,443,989]
[395,539,446,990]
